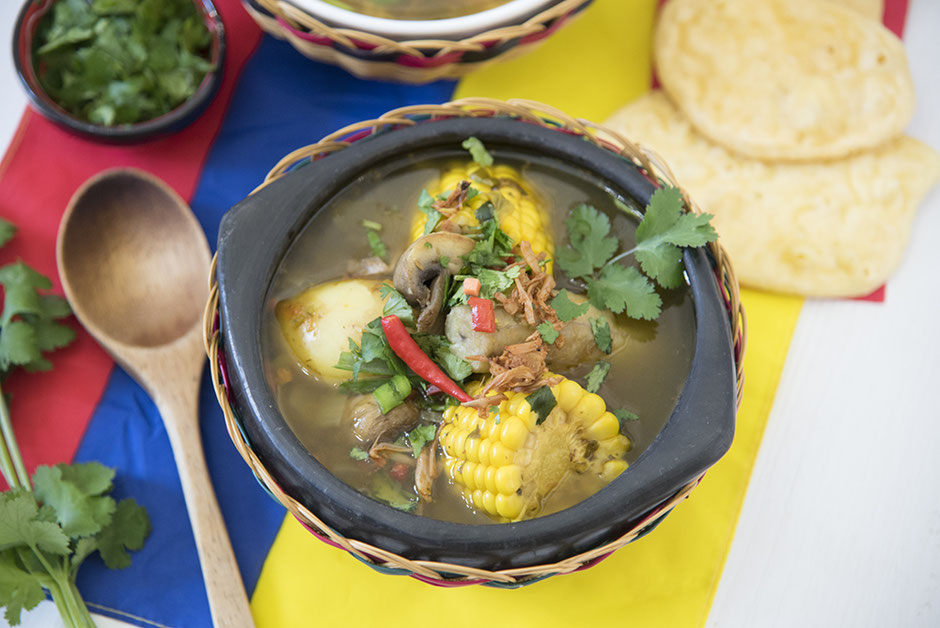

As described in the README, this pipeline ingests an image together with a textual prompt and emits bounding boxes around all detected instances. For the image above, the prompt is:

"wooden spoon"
[56,168,254,628]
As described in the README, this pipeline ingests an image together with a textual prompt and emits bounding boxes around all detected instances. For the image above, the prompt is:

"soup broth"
[322,0,513,20]
[262,150,696,524]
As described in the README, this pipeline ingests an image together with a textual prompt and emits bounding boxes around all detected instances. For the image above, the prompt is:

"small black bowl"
[12,0,225,144]
[215,115,739,578]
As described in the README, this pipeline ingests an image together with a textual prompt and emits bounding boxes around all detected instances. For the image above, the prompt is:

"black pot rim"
[12,0,226,144]
[215,117,737,572]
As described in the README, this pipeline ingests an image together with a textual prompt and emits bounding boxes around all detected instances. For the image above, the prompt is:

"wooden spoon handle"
[154,360,255,628]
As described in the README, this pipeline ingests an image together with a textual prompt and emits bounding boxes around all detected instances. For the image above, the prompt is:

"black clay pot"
[215,117,737,573]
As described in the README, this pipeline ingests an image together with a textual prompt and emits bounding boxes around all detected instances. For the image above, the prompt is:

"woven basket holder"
[242,0,593,83]
[204,97,748,587]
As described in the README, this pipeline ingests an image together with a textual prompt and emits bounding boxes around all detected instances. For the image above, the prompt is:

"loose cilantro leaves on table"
[589,317,612,354]
[0,221,151,627]
[462,136,494,168]
[557,187,717,320]
[34,0,215,126]
[537,321,560,345]
[585,361,611,393]
[550,290,590,322]
[526,386,557,426]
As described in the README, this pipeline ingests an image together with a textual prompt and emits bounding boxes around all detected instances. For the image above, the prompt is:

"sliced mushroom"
[344,395,420,444]
[393,232,475,333]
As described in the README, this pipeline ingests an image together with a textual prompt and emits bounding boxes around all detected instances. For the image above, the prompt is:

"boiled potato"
[275,279,388,384]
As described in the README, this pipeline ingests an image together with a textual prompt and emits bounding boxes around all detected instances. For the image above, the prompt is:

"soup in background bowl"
[211,109,740,580]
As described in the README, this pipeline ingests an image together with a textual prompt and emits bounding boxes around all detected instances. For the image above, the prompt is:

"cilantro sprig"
[557,187,717,320]
[0,221,151,626]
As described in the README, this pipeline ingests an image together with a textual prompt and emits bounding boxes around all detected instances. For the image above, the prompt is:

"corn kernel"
[461,461,478,487]
[465,436,480,463]
[500,417,528,451]
[473,464,486,491]
[489,441,513,467]
[586,412,621,441]
[495,492,523,519]
[496,464,523,495]
[484,466,498,493]
[482,491,497,516]
[471,489,485,510]
[520,410,537,431]
[572,393,606,424]
[556,379,584,411]
[453,429,468,457]
[601,460,629,482]
[478,438,491,465]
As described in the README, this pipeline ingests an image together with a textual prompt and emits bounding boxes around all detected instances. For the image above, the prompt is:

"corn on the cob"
[410,162,554,263]
[439,378,632,522]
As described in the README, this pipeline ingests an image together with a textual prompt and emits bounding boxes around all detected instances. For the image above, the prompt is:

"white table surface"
[1,1,938,626]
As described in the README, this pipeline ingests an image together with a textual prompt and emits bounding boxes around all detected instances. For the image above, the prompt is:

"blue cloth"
[72,35,456,628]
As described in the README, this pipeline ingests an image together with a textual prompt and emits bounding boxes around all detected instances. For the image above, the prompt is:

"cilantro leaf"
[379,284,414,328]
[370,474,417,512]
[32,464,116,538]
[94,498,151,570]
[633,187,717,288]
[0,553,45,626]
[475,265,520,300]
[589,317,612,354]
[414,334,472,382]
[612,409,639,422]
[462,136,493,168]
[585,361,611,393]
[556,204,619,280]
[550,290,590,322]
[418,190,442,235]
[586,264,661,320]
[0,491,70,556]
[365,230,388,261]
[526,386,557,426]
[407,424,438,458]
[349,447,369,461]
[537,321,560,344]
[0,322,40,370]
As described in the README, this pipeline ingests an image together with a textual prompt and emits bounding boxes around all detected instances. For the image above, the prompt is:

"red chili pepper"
[380,315,472,403]
[468,297,496,333]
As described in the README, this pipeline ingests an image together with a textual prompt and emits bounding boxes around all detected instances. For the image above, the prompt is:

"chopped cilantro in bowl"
[12,0,225,143]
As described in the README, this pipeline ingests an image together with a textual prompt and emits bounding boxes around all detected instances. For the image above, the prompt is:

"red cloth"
[0,0,262,486]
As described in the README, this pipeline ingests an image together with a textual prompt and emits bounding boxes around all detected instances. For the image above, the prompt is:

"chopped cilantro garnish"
[414,334,473,382]
[350,447,369,461]
[612,409,639,422]
[475,265,521,300]
[474,201,495,223]
[585,361,611,393]
[362,219,382,231]
[370,474,417,512]
[587,264,661,320]
[407,424,438,458]
[440,255,450,267]
[462,136,494,168]
[366,229,388,261]
[550,289,590,323]
[527,386,557,425]
[589,317,612,354]
[418,189,442,235]
[537,321,560,344]
[379,284,415,329]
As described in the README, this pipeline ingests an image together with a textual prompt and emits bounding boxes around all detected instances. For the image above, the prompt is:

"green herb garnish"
[366,230,388,261]
[536,321,560,345]
[462,136,494,168]
[550,289,590,323]
[418,189,442,235]
[379,284,414,328]
[558,187,717,320]
[349,447,369,461]
[414,335,472,382]
[589,317,612,354]
[370,474,417,512]
[612,409,639,422]
[407,424,438,458]
[585,361,611,393]
[34,0,215,126]
[527,386,557,426]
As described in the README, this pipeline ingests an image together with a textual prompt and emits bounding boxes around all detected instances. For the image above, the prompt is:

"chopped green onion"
[362,219,383,231]
[372,374,411,414]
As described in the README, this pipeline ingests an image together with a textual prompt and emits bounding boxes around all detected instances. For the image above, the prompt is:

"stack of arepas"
[605,0,940,297]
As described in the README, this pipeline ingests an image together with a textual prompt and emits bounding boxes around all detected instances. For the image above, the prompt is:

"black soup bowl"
[208,101,744,587]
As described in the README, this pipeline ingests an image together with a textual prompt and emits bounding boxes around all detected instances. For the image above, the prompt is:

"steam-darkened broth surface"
[322,0,513,20]
[262,151,695,524]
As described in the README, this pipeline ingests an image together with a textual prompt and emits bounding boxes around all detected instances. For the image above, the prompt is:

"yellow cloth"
[251,2,805,626]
